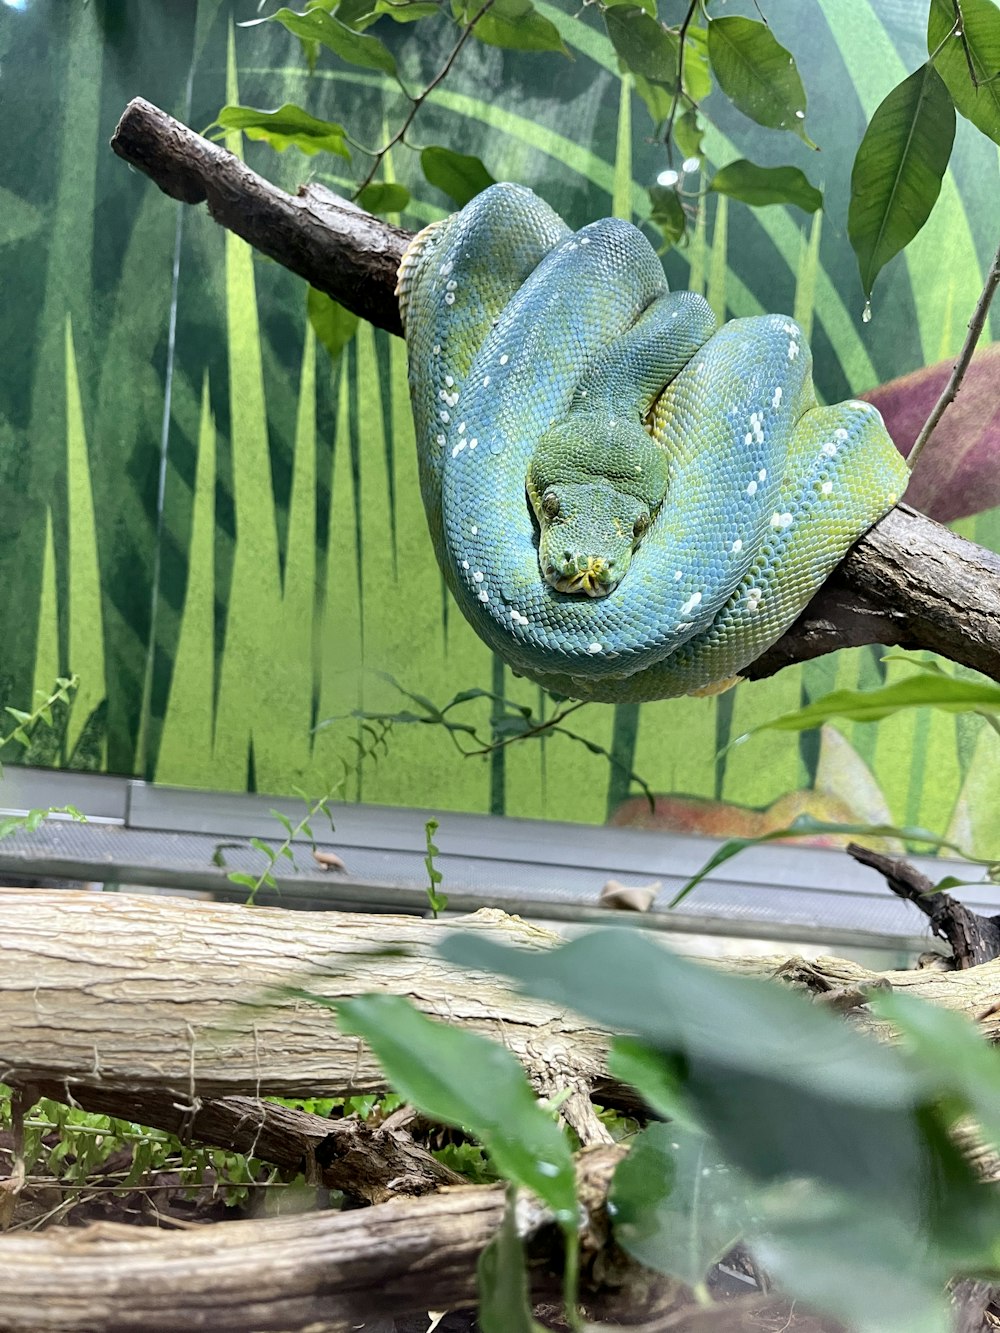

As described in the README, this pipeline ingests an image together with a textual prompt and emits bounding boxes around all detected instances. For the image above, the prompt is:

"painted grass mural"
[1,0,999,848]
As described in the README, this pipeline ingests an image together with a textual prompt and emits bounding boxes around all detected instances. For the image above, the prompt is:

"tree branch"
[111,99,1000,686]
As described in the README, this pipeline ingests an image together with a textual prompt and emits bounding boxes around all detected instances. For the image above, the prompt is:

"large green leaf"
[421,145,497,207]
[743,671,1000,734]
[710,159,822,213]
[848,62,955,305]
[214,103,350,157]
[457,0,566,53]
[246,7,397,76]
[335,994,577,1223]
[707,17,815,147]
[610,1122,748,1287]
[872,990,1000,1151]
[605,7,678,84]
[307,288,359,361]
[928,0,1000,147]
[357,181,410,215]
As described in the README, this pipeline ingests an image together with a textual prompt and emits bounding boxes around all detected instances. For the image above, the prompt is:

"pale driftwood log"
[110,97,1000,687]
[6,891,1000,1124]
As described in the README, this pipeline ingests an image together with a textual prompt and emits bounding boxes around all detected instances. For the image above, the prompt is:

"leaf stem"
[352,0,496,197]
[907,238,1000,471]
[663,0,700,170]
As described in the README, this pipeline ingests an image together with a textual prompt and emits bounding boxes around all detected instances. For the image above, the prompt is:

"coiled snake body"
[397,184,907,703]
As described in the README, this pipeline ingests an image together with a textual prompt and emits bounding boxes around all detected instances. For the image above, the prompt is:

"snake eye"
[541,490,561,519]
[633,512,650,540]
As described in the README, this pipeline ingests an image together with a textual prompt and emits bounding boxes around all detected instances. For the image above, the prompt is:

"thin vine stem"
[352,0,496,197]
[907,238,1000,472]
[662,0,700,172]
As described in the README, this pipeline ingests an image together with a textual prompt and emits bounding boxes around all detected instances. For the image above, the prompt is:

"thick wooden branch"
[111,97,1000,685]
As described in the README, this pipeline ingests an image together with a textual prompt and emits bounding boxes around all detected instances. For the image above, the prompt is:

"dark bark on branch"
[846,843,1000,969]
[111,97,1000,685]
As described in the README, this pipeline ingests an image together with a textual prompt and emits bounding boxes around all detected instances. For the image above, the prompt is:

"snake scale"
[397,184,908,704]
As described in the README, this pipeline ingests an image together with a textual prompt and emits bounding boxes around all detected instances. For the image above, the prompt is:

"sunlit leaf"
[673,108,704,160]
[710,159,822,212]
[848,62,955,305]
[744,672,1000,735]
[307,288,359,361]
[374,0,440,19]
[610,1122,748,1287]
[247,7,397,76]
[683,25,712,102]
[421,145,497,207]
[707,16,816,147]
[335,994,577,1222]
[357,181,410,214]
[928,0,1000,147]
[477,1187,547,1333]
[214,103,350,158]
[605,6,678,83]
[647,185,686,248]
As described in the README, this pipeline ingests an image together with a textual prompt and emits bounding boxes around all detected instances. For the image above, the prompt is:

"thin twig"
[662,0,699,171]
[907,239,1000,471]
[352,0,496,197]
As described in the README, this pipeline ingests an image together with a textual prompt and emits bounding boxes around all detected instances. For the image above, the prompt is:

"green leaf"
[610,1122,748,1287]
[647,185,686,248]
[247,7,397,76]
[673,108,704,161]
[848,62,955,305]
[605,7,678,83]
[871,991,1000,1151]
[928,0,1000,147]
[336,994,577,1222]
[607,1037,700,1130]
[440,931,945,1219]
[357,181,410,215]
[682,25,712,102]
[710,159,822,213]
[744,672,1000,735]
[477,1187,547,1333]
[307,288,359,361]
[751,1186,952,1333]
[373,0,440,19]
[214,103,350,158]
[634,74,674,128]
[458,0,566,52]
[421,146,497,207]
[668,816,972,910]
[707,16,816,147]
[602,0,655,13]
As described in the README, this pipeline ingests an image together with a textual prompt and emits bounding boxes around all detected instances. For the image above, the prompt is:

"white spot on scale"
[744,433,753,446]
[580,237,590,245]
[478,590,489,603]
[444,375,455,388]
[473,571,484,583]
[772,386,783,407]
[436,434,446,446]
[731,539,743,553]
[835,428,849,440]
[469,438,478,449]
[432,344,441,355]
[747,588,762,613]
[439,260,453,276]
[788,340,799,361]
[821,480,833,494]
[674,569,683,580]
[696,361,705,372]
[586,642,603,654]
[681,591,703,616]
[758,469,767,482]
[440,410,450,423]
[451,441,466,458]
[822,441,837,457]
[446,279,457,291]
[499,353,509,365]
[770,511,793,530]
[444,293,455,305]
[458,422,466,434]
[461,560,469,570]
[746,480,758,496]
[471,525,478,535]
[482,375,490,387]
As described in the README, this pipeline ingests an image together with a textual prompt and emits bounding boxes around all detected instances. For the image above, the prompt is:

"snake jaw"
[546,556,619,598]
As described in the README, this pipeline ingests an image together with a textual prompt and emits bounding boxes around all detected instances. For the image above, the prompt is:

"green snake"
[397,184,908,704]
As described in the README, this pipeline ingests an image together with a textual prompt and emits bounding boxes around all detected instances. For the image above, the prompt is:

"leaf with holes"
[710,160,822,213]
[848,62,955,304]
[928,0,1000,146]
[214,103,350,158]
[707,17,816,147]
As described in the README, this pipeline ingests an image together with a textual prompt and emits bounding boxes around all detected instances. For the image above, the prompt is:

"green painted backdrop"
[1,0,998,845]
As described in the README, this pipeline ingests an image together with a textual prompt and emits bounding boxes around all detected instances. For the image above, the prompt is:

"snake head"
[527,417,669,598]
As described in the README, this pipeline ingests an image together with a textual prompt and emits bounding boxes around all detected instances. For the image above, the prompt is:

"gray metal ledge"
[0,765,991,959]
